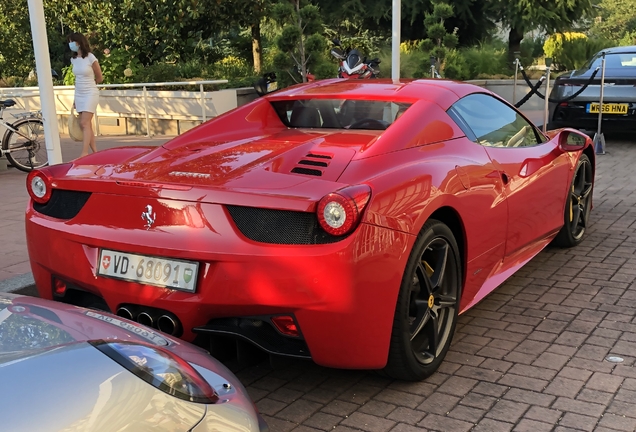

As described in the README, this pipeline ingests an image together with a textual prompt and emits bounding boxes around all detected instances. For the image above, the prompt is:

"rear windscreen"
[576,52,636,75]
[270,99,412,130]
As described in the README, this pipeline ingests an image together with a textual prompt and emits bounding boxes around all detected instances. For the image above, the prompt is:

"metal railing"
[0,79,229,136]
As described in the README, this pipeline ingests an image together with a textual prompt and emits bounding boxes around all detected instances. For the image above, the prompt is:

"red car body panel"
[26,78,594,369]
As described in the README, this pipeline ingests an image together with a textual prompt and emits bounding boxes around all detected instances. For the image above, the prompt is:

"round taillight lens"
[26,170,52,204]
[318,193,356,236]
[317,185,371,236]
[91,340,218,404]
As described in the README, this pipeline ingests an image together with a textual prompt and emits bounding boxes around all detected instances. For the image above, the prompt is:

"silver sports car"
[0,293,268,432]
[548,45,636,131]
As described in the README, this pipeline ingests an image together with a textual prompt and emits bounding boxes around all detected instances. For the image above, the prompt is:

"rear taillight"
[91,340,218,404]
[317,184,371,236]
[26,169,52,204]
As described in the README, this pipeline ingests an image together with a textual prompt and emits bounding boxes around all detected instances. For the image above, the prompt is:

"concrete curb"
[0,272,35,293]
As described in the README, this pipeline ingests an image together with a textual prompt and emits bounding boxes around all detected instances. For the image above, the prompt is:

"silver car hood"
[0,342,206,431]
[0,295,263,432]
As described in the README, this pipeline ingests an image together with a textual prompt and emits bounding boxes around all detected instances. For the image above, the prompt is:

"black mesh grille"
[33,189,91,219]
[226,205,344,244]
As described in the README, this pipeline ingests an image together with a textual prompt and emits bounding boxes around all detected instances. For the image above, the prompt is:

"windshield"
[271,99,412,130]
[575,52,636,75]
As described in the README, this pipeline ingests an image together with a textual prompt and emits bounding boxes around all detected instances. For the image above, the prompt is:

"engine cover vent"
[290,152,333,177]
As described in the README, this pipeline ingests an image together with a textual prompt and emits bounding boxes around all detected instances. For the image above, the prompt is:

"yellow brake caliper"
[424,261,435,309]
[423,261,434,277]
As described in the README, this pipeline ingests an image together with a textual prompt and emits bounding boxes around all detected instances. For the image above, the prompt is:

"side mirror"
[559,129,589,152]
[332,39,341,47]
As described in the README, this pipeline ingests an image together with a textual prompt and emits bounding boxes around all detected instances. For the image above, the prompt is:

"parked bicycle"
[0,100,48,172]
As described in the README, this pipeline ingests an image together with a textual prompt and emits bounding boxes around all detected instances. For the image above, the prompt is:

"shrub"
[137,63,178,83]
[100,48,143,84]
[62,65,75,86]
[520,36,545,66]
[619,31,636,46]
[208,55,253,80]
[461,43,509,79]
[0,76,25,88]
[443,49,470,80]
[177,60,205,80]
[543,33,613,70]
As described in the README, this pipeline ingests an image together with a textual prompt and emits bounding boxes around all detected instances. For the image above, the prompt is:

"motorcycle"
[330,39,380,79]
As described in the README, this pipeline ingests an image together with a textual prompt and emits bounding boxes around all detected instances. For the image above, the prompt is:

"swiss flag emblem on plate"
[102,255,111,270]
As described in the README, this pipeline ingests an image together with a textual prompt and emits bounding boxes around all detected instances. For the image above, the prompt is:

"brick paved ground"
[224,136,636,432]
[3,131,636,431]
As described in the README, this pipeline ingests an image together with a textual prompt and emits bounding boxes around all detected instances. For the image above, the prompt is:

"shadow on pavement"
[12,285,38,297]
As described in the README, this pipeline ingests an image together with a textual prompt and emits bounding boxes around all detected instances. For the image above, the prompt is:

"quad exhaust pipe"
[157,315,178,335]
[137,311,154,327]
[116,306,134,320]
[115,306,181,336]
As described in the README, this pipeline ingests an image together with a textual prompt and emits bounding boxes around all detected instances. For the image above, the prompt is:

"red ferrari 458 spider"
[25,79,594,380]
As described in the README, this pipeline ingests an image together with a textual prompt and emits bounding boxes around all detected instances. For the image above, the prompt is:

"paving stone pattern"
[227,137,636,432]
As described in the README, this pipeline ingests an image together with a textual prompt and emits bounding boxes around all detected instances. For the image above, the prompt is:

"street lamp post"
[392,0,401,82]
[27,0,63,166]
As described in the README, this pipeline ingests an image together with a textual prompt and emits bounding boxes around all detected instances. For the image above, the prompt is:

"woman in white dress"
[69,33,103,157]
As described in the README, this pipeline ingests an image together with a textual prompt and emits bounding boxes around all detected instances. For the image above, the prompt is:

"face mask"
[69,42,79,52]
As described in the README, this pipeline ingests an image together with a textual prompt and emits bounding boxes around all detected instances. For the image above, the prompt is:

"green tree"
[590,0,636,43]
[271,0,327,83]
[419,1,459,74]
[59,0,225,65]
[211,0,274,73]
[489,0,593,60]
[316,0,494,45]
[0,0,64,79]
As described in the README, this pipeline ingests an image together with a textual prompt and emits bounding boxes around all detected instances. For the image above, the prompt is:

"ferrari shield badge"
[141,205,156,230]
[183,268,193,283]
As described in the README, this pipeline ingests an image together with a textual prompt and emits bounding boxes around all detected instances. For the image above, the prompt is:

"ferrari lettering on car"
[25,78,595,380]
[169,171,212,179]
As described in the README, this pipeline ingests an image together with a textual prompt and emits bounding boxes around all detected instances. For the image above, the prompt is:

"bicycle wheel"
[1,118,48,172]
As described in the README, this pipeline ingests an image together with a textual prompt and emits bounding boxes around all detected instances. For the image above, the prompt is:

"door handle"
[501,172,510,185]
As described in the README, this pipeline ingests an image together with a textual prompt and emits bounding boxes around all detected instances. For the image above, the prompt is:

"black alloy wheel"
[384,219,461,381]
[553,154,593,247]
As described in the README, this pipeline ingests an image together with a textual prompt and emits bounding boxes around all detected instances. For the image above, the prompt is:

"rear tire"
[1,118,48,172]
[384,219,461,381]
[553,154,593,248]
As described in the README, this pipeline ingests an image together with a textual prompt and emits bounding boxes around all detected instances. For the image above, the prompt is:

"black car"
[548,45,636,132]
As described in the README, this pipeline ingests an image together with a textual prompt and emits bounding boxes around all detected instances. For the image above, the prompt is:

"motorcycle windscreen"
[346,50,362,69]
